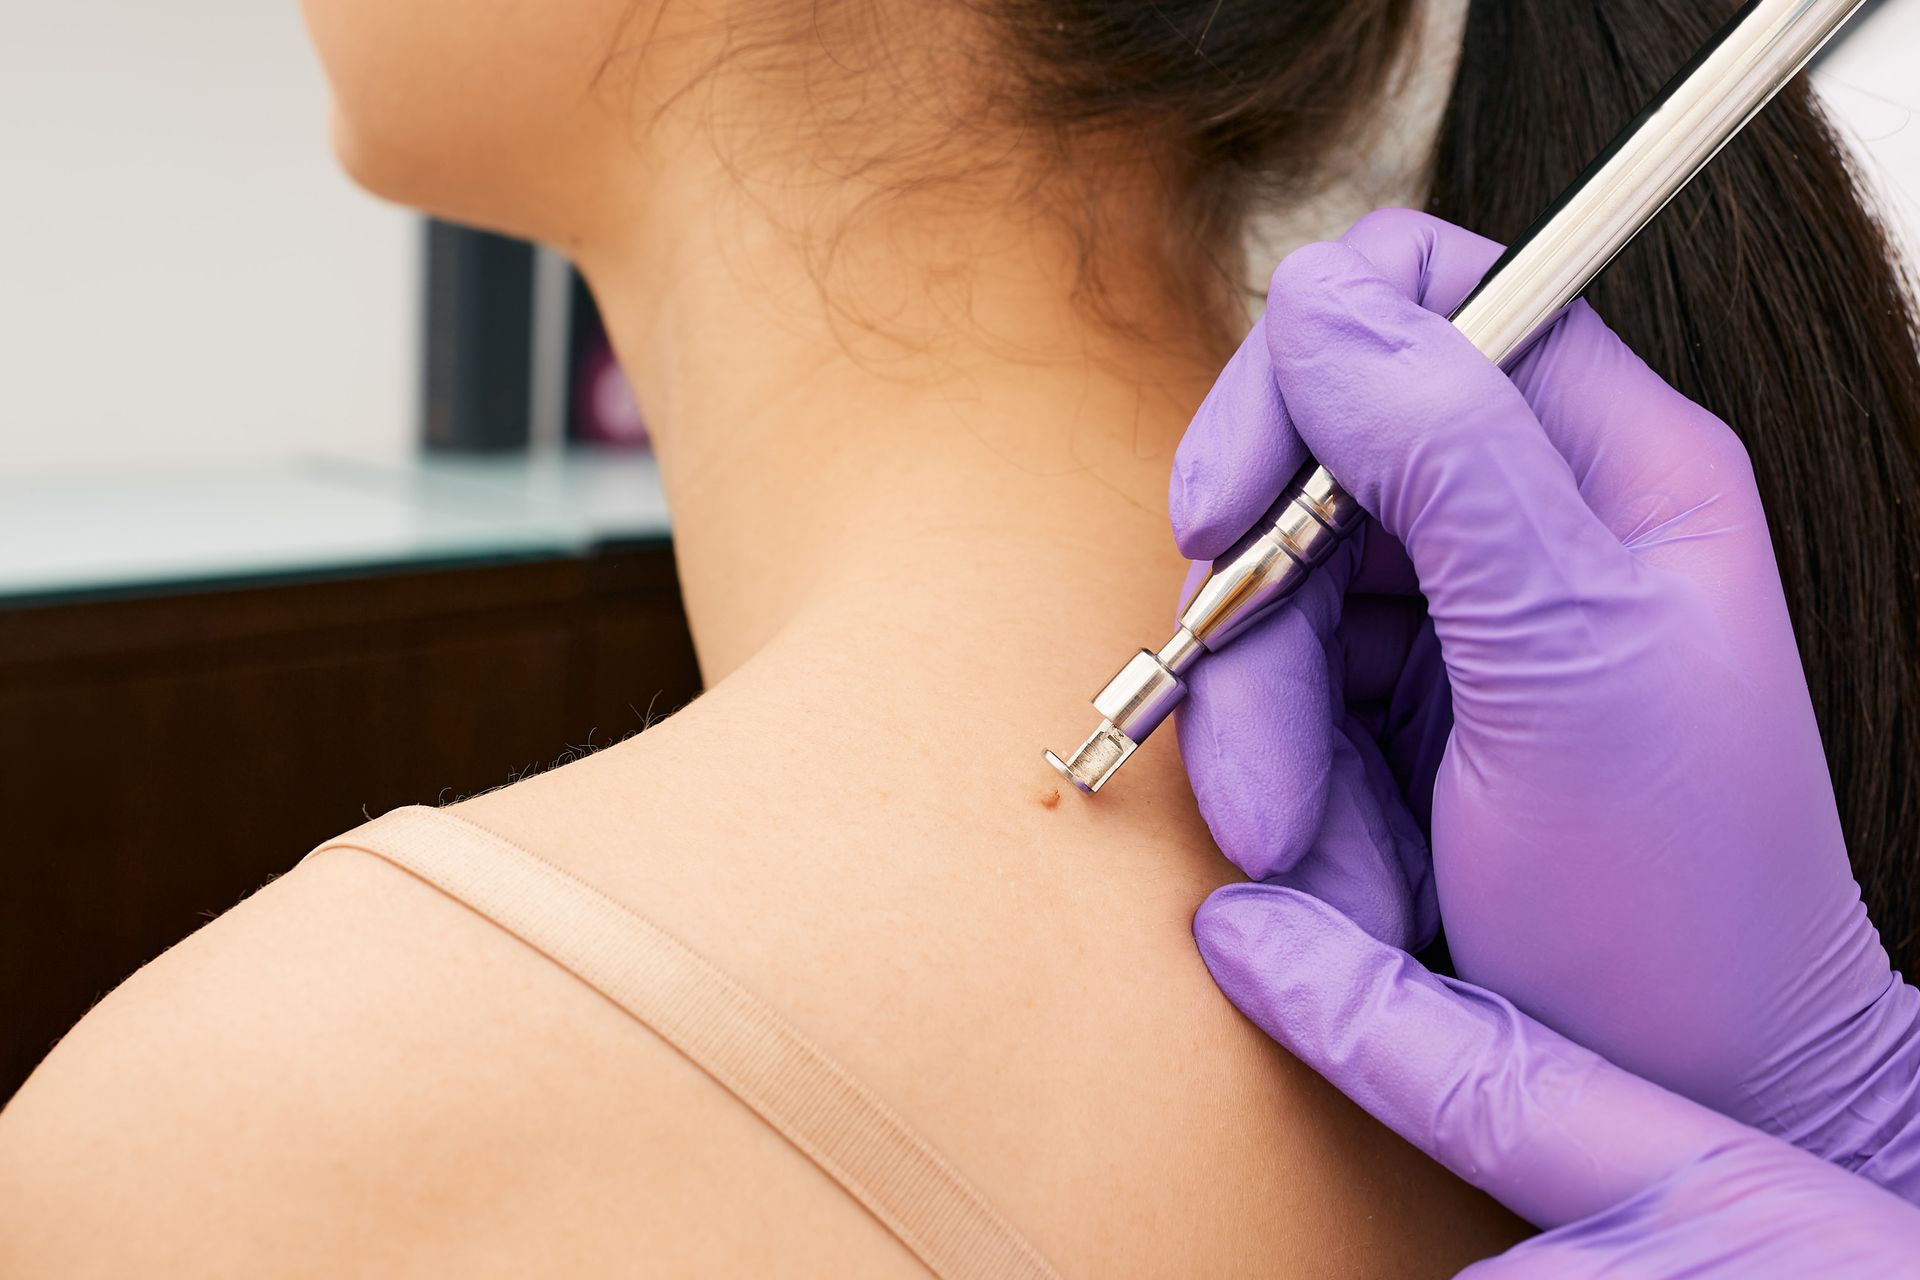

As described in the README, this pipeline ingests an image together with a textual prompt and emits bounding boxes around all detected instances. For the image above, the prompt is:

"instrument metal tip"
[1044,720,1138,794]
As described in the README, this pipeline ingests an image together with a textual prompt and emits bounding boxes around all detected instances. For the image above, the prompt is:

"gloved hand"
[1195,883,1920,1278]
[1169,209,1920,1195]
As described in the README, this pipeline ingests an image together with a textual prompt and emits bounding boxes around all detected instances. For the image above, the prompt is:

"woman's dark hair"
[1436,3,1920,977]
[993,0,1920,974]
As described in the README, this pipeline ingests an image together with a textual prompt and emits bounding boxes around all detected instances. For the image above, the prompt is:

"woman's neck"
[571,149,1229,827]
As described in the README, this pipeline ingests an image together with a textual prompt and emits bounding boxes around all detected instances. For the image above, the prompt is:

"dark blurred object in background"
[423,221,535,453]
[425,221,651,456]
[0,547,700,1103]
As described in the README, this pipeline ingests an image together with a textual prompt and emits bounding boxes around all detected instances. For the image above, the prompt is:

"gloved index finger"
[1338,207,1506,317]
[1343,209,1755,548]
[1194,883,1743,1230]
[1169,314,1309,561]
[1170,209,1505,565]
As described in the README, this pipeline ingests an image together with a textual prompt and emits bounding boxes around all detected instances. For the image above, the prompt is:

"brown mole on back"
[1039,787,1061,810]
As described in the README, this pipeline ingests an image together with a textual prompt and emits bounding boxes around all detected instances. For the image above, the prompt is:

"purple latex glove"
[1170,209,1920,1195]
[1195,884,1920,1278]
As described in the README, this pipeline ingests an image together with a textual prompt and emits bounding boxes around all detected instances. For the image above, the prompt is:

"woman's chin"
[324,108,530,239]
[325,107,431,207]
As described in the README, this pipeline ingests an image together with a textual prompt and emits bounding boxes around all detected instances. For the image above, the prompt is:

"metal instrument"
[1046,0,1870,794]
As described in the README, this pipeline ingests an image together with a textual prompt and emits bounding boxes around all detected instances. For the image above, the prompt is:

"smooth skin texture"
[0,2,1520,1275]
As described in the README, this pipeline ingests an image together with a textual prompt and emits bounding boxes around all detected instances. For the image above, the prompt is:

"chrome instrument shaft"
[1047,0,1869,794]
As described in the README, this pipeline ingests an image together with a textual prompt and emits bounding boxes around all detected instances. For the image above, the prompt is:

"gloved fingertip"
[1169,325,1304,561]
[1193,883,1365,1037]
[1337,208,1507,315]
[1177,705,1322,881]
[1263,243,1438,384]
[1336,208,1437,301]
[1265,240,1378,311]
[1176,606,1340,881]
[1193,882,1308,968]
[1167,450,1222,560]
[1182,750,1288,883]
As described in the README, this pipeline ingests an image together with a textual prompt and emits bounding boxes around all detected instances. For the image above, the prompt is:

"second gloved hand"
[1196,884,1920,1279]
[1169,210,1920,1196]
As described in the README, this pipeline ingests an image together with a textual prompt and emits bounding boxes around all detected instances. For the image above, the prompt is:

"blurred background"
[0,0,702,1102]
[0,0,1915,1101]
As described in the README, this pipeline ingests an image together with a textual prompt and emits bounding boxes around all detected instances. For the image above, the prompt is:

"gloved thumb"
[1193,882,1746,1229]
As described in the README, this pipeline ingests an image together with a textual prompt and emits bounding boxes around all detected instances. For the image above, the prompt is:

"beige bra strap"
[308,805,1061,1280]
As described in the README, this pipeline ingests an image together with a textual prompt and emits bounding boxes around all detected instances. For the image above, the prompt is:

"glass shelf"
[0,447,672,606]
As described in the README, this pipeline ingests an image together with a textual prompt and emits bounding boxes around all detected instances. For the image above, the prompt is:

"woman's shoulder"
[439,724,1528,1275]
[0,817,915,1276]
[1,711,1520,1275]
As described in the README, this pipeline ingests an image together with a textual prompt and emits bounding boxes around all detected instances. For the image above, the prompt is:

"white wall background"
[0,3,1913,483]
[1820,0,1920,273]
[0,0,418,478]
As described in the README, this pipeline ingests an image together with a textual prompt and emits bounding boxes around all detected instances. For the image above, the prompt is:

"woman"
[2,0,1917,1275]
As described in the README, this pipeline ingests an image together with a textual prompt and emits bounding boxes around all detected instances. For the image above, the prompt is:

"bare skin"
[0,2,1522,1273]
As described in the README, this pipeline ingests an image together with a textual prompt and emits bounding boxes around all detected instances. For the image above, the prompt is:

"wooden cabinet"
[0,546,700,1102]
